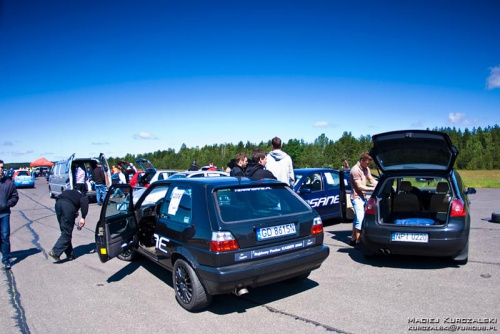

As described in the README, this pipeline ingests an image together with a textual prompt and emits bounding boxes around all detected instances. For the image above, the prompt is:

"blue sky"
[1,0,499,163]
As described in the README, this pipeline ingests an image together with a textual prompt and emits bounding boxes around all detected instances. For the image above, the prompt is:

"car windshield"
[216,185,310,222]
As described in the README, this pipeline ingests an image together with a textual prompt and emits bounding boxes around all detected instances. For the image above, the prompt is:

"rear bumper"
[362,226,468,257]
[197,245,330,295]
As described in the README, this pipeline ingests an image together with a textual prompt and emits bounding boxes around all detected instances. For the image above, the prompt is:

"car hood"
[369,130,458,173]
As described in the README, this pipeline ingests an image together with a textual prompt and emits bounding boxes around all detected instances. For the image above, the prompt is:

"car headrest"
[400,181,413,192]
[436,182,449,193]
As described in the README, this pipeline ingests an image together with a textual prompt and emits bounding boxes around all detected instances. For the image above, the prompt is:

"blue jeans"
[95,184,107,204]
[0,214,11,263]
[351,197,367,231]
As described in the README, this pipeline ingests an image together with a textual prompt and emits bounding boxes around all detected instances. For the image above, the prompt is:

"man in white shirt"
[266,137,294,186]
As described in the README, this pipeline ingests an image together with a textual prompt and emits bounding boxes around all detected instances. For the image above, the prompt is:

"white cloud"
[11,150,34,156]
[448,112,466,124]
[92,142,110,145]
[448,112,478,126]
[2,141,14,146]
[134,132,158,140]
[486,65,500,90]
[313,121,329,128]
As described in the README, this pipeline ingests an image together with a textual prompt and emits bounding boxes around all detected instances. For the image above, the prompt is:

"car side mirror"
[466,187,477,195]
[299,187,311,194]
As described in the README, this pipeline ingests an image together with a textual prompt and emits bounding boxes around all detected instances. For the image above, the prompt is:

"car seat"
[429,182,450,212]
[393,181,420,212]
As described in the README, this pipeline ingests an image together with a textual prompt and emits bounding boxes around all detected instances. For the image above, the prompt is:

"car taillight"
[210,231,239,252]
[365,198,376,215]
[311,216,323,235]
[450,199,466,217]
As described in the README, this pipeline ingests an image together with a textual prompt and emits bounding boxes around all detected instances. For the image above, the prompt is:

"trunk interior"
[377,177,451,226]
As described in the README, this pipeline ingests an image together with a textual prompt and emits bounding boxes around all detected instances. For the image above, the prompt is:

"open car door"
[339,169,354,223]
[95,184,137,263]
[99,153,112,187]
[66,153,75,189]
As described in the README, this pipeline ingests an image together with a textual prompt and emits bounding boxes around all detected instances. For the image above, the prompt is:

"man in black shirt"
[49,189,89,262]
[0,160,19,270]
[245,149,276,180]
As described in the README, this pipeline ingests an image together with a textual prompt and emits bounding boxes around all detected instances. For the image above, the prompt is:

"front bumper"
[196,245,330,295]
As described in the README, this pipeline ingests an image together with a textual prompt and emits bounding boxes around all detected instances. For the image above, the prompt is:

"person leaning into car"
[349,152,377,246]
[0,160,19,270]
[49,189,89,262]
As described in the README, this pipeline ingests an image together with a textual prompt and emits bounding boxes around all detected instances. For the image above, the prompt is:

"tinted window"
[300,173,322,192]
[324,172,340,190]
[105,187,132,218]
[160,186,192,224]
[216,186,310,222]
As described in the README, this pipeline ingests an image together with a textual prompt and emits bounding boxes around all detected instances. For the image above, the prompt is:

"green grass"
[456,170,500,188]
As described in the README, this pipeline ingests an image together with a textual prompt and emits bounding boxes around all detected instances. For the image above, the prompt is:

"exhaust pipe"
[379,248,391,256]
[234,287,249,296]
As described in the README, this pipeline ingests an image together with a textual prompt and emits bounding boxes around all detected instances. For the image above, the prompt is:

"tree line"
[107,124,499,171]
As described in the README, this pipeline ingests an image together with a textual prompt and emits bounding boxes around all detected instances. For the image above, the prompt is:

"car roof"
[155,176,285,188]
[170,171,229,177]
[294,168,337,173]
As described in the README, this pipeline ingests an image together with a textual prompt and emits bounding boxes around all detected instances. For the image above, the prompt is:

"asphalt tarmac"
[1,181,499,334]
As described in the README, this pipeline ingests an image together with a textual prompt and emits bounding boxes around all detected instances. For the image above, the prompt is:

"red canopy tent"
[30,157,54,167]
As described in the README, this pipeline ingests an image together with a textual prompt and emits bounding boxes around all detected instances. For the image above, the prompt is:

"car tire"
[173,259,212,311]
[49,188,55,198]
[491,212,500,224]
[452,241,468,265]
[117,249,137,261]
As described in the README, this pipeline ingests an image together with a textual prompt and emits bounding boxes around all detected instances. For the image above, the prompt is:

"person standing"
[49,189,89,262]
[230,153,248,177]
[245,149,276,180]
[93,163,106,206]
[349,152,377,246]
[188,160,198,171]
[266,137,294,186]
[74,164,87,194]
[0,160,19,270]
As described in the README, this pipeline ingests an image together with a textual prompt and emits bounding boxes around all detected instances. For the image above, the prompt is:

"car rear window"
[216,186,310,222]
[17,171,29,176]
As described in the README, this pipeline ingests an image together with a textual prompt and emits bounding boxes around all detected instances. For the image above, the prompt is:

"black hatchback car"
[360,130,476,264]
[95,177,329,311]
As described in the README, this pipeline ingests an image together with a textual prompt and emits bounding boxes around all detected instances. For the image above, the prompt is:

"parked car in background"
[48,153,111,199]
[133,158,157,187]
[4,168,15,179]
[360,130,476,264]
[129,171,145,188]
[148,170,180,185]
[168,170,229,179]
[95,178,329,311]
[13,170,35,188]
[293,168,350,222]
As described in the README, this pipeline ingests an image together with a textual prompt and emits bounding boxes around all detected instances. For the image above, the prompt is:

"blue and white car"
[293,168,351,222]
[13,170,35,188]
